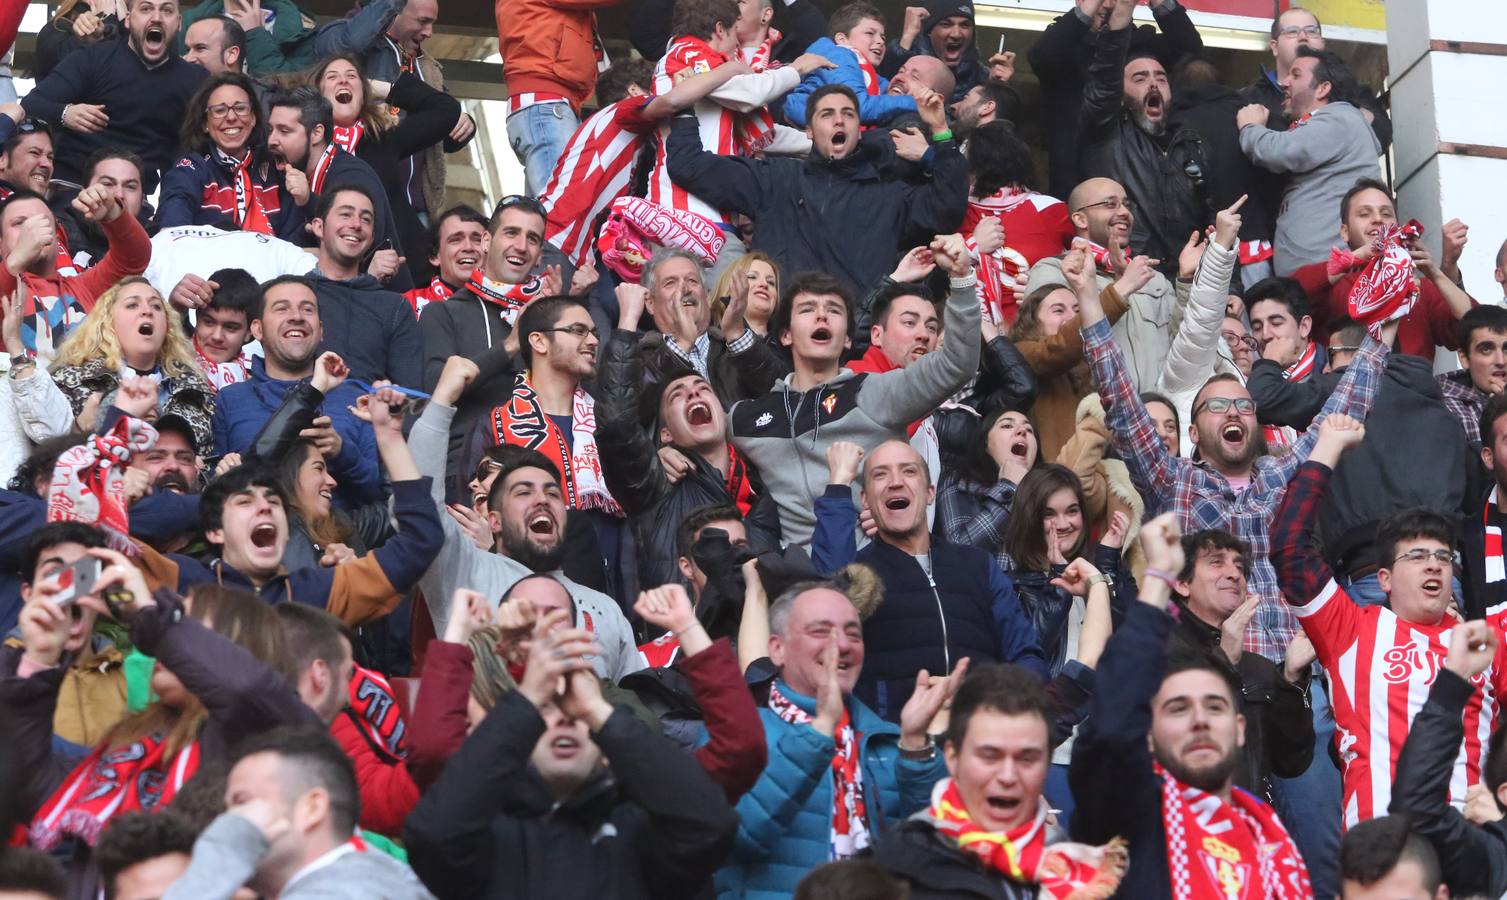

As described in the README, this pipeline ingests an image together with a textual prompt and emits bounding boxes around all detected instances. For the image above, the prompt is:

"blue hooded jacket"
[782,37,918,127]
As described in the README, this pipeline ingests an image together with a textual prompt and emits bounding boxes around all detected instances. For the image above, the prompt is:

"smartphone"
[50,556,104,608]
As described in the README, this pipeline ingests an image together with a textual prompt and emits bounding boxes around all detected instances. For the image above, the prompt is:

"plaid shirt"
[1270,460,1338,609]
[1436,368,1490,445]
[935,470,1018,573]
[1084,317,1387,660]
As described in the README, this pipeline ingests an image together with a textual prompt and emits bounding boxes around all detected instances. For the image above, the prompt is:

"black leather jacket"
[1078,25,1212,274]
[935,335,1039,475]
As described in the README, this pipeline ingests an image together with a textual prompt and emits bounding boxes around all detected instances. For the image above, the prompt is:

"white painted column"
[1388,0,1507,308]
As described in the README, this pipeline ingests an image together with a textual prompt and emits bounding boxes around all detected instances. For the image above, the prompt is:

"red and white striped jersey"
[542,99,657,269]
[1296,579,1507,828]
[646,36,792,222]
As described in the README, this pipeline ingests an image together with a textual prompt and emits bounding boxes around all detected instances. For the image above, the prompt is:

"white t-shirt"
[143,225,317,299]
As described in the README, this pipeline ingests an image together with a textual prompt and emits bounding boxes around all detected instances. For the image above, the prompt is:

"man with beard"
[52,149,149,273]
[949,80,1018,142]
[1236,48,1382,276]
[213,276,382,508]
[623,249,784,408]
[1273,415,1507,844]
[1075,235,1390,665]
[0,113,53,197]
[1071,513,1313,897]
[882,0,984,104]
[1288,179,1476,361]
[411,355,642,680]
[264,87,411,292]
[403,204,487,317]
[1439,306,1507,446]
[304,183,422,388]
[667,83,968,296]
[21,0,206,192]
[1077,0,1210,275]
[1244,7,1392,143]
[1028,0,1203,200]
[1025,178,1174,390]
[811,439,1047,723]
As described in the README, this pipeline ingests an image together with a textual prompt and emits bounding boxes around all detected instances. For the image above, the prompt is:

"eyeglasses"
[1221,331,1258,351]
[1193,397,1256,416]
[493,194,546,219]
[1392,548,1456,566]
[542,324,599,339]
[1278,24,1322,37]
[207,102,253,120]
[1073,196,1134,215]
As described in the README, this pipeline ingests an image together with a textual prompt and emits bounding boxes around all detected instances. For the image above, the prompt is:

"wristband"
[930,129,953,143]
[899,735,936,760]
[1144,567,1179,587]
[61,105,71,128]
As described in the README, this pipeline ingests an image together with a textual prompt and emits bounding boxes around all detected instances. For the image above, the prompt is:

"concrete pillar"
[1388,0,1507,306]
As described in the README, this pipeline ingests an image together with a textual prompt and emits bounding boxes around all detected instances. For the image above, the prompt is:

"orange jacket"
[495,0,619,111]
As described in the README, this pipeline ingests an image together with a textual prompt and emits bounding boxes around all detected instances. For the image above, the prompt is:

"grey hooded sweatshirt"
[730,273,981,549]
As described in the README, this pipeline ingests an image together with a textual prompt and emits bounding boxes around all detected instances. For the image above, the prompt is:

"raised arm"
[1271,419,1364,610]
[642,58,753,120]
[313,0,403,58]
[1080,24,1131,129]
[664,115,765,217]
[1157,202,1240,397]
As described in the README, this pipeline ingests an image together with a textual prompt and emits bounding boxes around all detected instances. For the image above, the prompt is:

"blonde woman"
[51,276,214,450]
[711,252,780,339]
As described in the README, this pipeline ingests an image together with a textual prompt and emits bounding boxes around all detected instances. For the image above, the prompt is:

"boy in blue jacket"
[782,2,918,127]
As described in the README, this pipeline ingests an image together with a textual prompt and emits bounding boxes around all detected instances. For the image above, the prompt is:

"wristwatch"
[1085,573,1113,592]
[899,735,937,761]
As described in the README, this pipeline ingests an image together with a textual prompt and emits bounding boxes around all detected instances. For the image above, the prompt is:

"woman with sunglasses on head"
[312,53,464,284]
[158,72,305,245]
[50,276,215,451]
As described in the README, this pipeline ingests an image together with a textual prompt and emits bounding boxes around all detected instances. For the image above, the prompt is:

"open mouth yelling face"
[661,376,723,447]
[931,17,972,64]
[321,60,365,126]
[987,413,1037,472]
[111,285,169,367]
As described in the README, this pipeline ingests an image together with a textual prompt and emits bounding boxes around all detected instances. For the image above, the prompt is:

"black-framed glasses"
[207,102,253,120]
[1193,397,1256,416]
[493,194,546,219]
[1073,196,1134,215]
[1278,24,1322,37]
[1392,548,1456,566]
[1221,331,1258,351]
[542,324,599,339]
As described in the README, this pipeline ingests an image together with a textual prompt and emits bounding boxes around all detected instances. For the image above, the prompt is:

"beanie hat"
[924,0,973,27]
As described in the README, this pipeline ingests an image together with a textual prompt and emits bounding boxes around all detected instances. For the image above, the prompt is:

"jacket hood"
[1383,353,1444,400]
[772,367,860,393]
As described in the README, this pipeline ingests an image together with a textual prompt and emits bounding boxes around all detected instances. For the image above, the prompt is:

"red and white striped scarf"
[1283,340,1317,382]
[489,373,623,516]
[467,269,545,328]
[214,147,273,235]
[768,681,869,859]
[193,337,250,392]
[1486,486,1504,584]
[30,735,200,850]
[332,121,365,155]
[740,27,782,73]
[1158,762,1310,900]
[404,276,454,319]
[309,144,339,196]
[46,416,158,552]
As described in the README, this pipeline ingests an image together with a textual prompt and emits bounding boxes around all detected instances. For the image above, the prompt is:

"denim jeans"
[1270,679,1342,898]
[506,101,580,197]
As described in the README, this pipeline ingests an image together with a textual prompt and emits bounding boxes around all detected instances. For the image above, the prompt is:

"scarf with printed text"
[768,681,869,859]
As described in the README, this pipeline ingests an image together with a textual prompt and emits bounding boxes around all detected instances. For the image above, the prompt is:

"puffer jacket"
[596,327,781,592]
[716,679,947,899]
[853,535,1047,721]
[1055,393,1146,580]
[1078,25,1212,274]
[52,358,215,452]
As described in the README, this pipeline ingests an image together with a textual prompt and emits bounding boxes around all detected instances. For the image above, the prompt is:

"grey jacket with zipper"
[729,273,981,549]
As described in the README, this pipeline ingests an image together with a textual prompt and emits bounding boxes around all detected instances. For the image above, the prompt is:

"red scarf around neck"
[1282,340,1317,382]
[1157,762,1311,900]
[769,681,869,859]
[742,27,782,73]
[725,444,756,517]
[30,735,201,850]
[332,121,366,155]
[194,336,250,392]
[310,144,339,196]
[488,373,623,516]
[216,148,273,235]
[922,778,1127,899]
[467,269,545,328]
[1486,486,1504,584]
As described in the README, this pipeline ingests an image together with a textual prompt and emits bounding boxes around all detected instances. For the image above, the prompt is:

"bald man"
[811,439,1047,723]
[1022,176,1179,392]
[886,55,956,101]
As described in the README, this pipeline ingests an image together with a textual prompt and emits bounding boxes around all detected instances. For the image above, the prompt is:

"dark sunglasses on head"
[493,194,546,219]
[16,118,51,138]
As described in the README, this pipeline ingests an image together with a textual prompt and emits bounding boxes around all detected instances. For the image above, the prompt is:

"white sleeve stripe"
[1293,578,1341,618]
